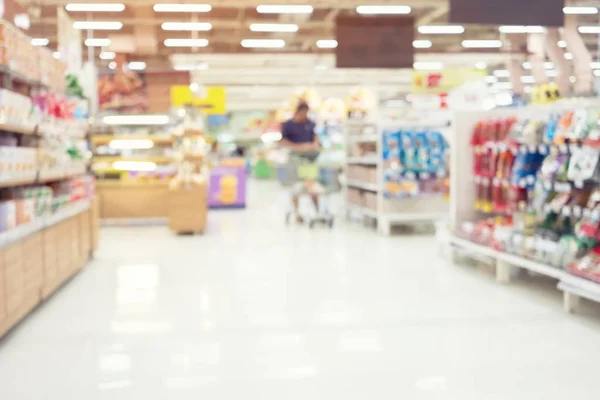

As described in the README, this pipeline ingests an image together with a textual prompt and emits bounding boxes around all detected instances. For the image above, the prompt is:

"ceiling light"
[316,39,338,48]
[558,40,567,48]
[189,83,200,92]
[85,38,110,47]
[590,62,600,69]
[109,139,154,150]
[570,76,577,83]
[485,76,498,83]
[565,52,574,60]
[578,26,600,34]
[257,5,313,14]
[161,22,212,31]
[544,62,555,69]
[475,62,487,69]
[418,25,464,34]
[112,161,157,172]
[174,63,209,71]
[494,82,513,90]
[128,61,146,71]
[413,62,443,71]
[412,40,432,48]
[499,25,545,33]
[261,131,283,142]
[520,76,535,83]
[100,51,116,60]
[103,115,170,125]
[14,14,30,30]
[546,70,558,77]
[594,70,600,77]
[164,38,209,47]
[73,21,122,30]
[315,65,328,70]
[522,61,532,69]
[524,86,532,93]
[153,4,211,12]
[462,39,501,48]
[241,39,285,48]
[249,23,298,33]
[564,6,598,14]
[356,5,411,14]
[31,38,49,46]
[65,3,125,12]
[493,70,510,77]
[52,52,61,59]
[108,61,117,69]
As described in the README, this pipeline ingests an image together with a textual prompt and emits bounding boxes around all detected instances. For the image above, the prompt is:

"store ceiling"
[22,0,600,110]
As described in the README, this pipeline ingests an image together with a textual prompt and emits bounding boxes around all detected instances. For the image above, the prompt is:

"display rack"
[0,20,97,338]
[447,106,600,314]
[344,119,450,235]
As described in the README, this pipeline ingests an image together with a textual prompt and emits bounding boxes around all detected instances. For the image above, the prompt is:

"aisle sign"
[449,0,564,27]
[57,7,82,73]
[171,85,226,115]
[411,69,485,95]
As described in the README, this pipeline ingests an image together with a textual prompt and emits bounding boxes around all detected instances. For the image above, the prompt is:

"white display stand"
[344,118,450,235]
[448,107,600,314]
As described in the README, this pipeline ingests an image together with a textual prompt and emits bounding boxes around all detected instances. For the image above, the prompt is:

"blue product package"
[383,129,401,161]
[544,114,559,143]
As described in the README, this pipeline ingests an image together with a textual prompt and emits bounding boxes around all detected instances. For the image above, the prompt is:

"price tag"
[519,178,527,188]
[573,205,582,218]
[538,144,548,155]
[560,144,569,154]
[526,175,535,185]
[574,180,584,189]
[528,145,537,153]
[583,208,592,218]
[520,144,528,154]
[562,206,571,216]
[498,143,508,152]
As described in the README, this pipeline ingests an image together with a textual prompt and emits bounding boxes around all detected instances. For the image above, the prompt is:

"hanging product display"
[455,105,600,284]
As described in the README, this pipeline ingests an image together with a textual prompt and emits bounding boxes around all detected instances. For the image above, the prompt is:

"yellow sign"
[171,86,226,115]
[411,69,485,94]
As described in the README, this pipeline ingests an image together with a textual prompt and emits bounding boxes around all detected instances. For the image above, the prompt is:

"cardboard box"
[168,179,208,233]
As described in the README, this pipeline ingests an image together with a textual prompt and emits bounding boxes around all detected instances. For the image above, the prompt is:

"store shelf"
[346,180,379,192]
[558,275,600,305]
[0,174,38,188]
[0,122,38,135]
[91,135,175,146]
[347,156,378,165]
[96,181,170,188]
[347,205,379,218]
[38,166,88,183]
[0,199,90,250]
[386,212,448,223]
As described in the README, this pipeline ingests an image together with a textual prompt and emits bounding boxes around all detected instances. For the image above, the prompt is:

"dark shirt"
[282,119,316,144]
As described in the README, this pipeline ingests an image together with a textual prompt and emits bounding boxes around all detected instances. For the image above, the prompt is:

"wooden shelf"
[96,180,171,188]
[92,155,174,164]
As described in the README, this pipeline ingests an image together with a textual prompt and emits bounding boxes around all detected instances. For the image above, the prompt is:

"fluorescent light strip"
[85,38,110,47]
[257,5,313,14]
[73,21,122,30]
[108,61,117,70]
[153,4,211,12]
[462,39,501,48]
[493,70,510,77]
[594,70,600,77]
[591,62,600,69]
[316,39,338,49]
[356,5,411,14]
[161,22,212,31]
[475,62,487,69]
[499,25,545,33]
[494,82,513,90]
[164,38,209,47]
[108,139,154,150]
[546,70,558,77]
[485,76,498,83]
[53,52,61,59]
[249,23,298,33]
[112,161,157,172]
[128,61,146,71]
[565,52,574,60]
[412,40,432,48]
[65,3,125,12]
[558,40,567,48]
[99,51,116,60]
[103,115,170,125]
[418,25,464,34]
[241,39,285,48]
[31,38,49,46]
[564,6,598,14]
[579,26,600,34]
[522,62,532,69]
[520,76,535,83]
[413,62,443,71]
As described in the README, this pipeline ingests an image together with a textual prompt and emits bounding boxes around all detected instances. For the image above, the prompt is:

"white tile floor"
[1,181,600,399]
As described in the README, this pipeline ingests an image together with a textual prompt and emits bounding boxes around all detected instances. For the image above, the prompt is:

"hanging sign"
[171,86,226,115]
[57,7,82,73]
[412,69,485,95]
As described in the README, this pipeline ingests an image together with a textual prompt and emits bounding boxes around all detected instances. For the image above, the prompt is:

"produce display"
[456,107,600,284]
[383,127,449,198]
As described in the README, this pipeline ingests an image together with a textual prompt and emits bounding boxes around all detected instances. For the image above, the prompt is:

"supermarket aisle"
[1,181,600,399]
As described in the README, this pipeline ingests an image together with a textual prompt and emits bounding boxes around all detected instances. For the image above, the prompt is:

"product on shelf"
[457,105,600,284]
[382,127,449,199]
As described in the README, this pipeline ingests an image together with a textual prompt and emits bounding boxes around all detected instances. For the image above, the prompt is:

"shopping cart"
[284,152,338,228]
